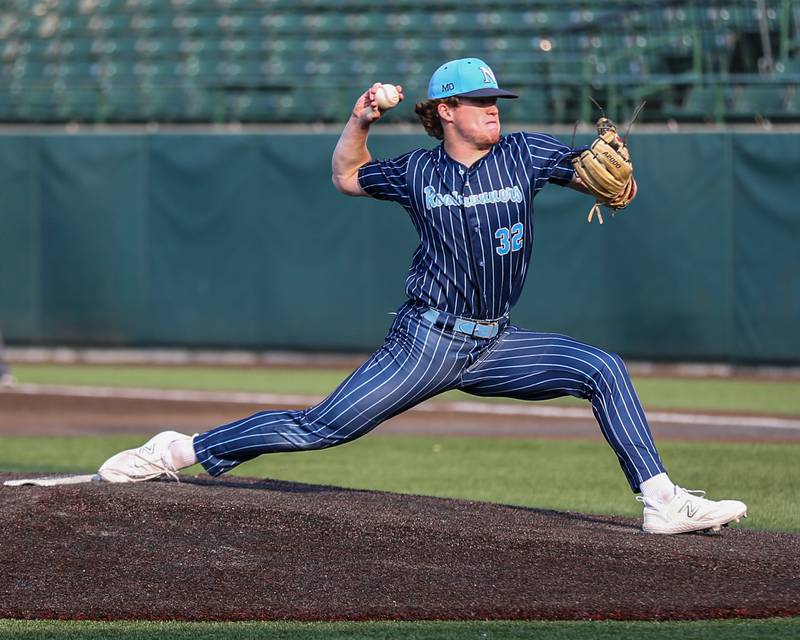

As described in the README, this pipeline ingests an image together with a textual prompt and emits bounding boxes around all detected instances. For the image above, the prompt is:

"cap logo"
[479,66,496,85]
[441,82,455,92]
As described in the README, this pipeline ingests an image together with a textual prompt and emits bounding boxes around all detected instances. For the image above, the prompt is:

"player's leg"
[458,325,664,492]
[99,305,475,481]
[459,326,747,534]
[193,314,472,476]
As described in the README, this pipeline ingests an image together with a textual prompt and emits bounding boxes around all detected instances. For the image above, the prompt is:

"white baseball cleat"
[98,431,192,483]
[638,487,748,535]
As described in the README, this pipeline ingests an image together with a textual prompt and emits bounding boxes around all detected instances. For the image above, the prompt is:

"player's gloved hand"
[607,176,637,210]
[572,118,635,224]
[352,83,404,125]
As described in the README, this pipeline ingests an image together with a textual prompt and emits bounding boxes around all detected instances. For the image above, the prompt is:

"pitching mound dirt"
[1,474,797,622]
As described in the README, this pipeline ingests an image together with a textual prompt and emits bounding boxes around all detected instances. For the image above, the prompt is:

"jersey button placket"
[460,177,489,317]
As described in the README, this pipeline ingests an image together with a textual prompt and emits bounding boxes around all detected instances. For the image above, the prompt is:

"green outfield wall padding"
[0,137,40,337]
[0,131,798,363]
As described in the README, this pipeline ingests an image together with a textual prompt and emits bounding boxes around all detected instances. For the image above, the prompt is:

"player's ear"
[437,101,455,124]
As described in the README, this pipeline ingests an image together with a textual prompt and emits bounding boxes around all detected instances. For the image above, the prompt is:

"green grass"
[2,435,797,532]
[0,618,798,639]
[11,364,800,415]
[12,364,351,397]
[627,377,800,415]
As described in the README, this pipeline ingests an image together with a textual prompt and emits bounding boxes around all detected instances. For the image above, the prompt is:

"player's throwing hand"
[352,82,404,123]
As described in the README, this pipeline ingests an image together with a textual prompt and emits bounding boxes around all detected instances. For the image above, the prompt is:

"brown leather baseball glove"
[572,118,637,224]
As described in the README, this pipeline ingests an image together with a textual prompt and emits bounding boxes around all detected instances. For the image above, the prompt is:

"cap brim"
[457,88,518,99]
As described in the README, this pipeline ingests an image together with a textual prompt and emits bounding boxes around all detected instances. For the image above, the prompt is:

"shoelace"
[132,452,180,483]
[676,487,707,501]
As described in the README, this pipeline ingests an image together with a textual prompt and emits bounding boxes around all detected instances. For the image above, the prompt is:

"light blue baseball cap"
[427,57,518,100]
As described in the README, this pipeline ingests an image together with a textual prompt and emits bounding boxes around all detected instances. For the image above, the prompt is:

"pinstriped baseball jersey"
[192,127,667,492]
[358,132,575,320]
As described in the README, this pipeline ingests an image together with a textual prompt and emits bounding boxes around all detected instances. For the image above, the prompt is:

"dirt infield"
[1,473,798,622]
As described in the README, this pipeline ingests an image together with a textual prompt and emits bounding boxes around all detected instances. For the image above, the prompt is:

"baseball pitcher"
[99,58,746,535]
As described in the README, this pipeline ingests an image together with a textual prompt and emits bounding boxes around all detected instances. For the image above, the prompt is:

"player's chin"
[483,124,501,144]
[481,131,501,146]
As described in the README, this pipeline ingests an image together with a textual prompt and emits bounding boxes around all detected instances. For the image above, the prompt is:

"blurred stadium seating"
[0,0,798,125]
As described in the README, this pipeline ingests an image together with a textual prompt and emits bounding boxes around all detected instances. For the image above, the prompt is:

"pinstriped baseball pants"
[194,302,666,491]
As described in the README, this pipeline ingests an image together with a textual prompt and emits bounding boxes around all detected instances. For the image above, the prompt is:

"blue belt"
[422,308,506,339]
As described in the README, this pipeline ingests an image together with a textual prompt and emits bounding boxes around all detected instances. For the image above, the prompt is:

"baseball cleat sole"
[644,508,748,535]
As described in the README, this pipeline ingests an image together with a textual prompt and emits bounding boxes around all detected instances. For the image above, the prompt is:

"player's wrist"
[350,112,374,130]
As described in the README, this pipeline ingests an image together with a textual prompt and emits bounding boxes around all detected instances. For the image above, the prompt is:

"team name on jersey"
[423,185,524,210]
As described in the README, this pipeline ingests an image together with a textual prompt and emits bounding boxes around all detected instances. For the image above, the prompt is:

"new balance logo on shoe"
[678,500,700,519]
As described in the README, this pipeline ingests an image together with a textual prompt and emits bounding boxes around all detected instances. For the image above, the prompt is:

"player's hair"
[414,97,460,140]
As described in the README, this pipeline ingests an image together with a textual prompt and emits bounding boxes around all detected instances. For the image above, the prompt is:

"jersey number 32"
[495,223,524,256]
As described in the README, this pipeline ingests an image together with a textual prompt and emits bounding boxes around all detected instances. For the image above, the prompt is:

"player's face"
[450,97,501,148]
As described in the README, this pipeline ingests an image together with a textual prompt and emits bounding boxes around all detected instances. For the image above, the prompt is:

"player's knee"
[297,417,360,451]
[315,430,348,450]
[297,424,342,450]
[599,350,629,377]
[589,350,629,393]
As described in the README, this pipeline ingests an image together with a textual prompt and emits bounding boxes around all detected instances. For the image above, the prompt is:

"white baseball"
[375,83,400,111]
